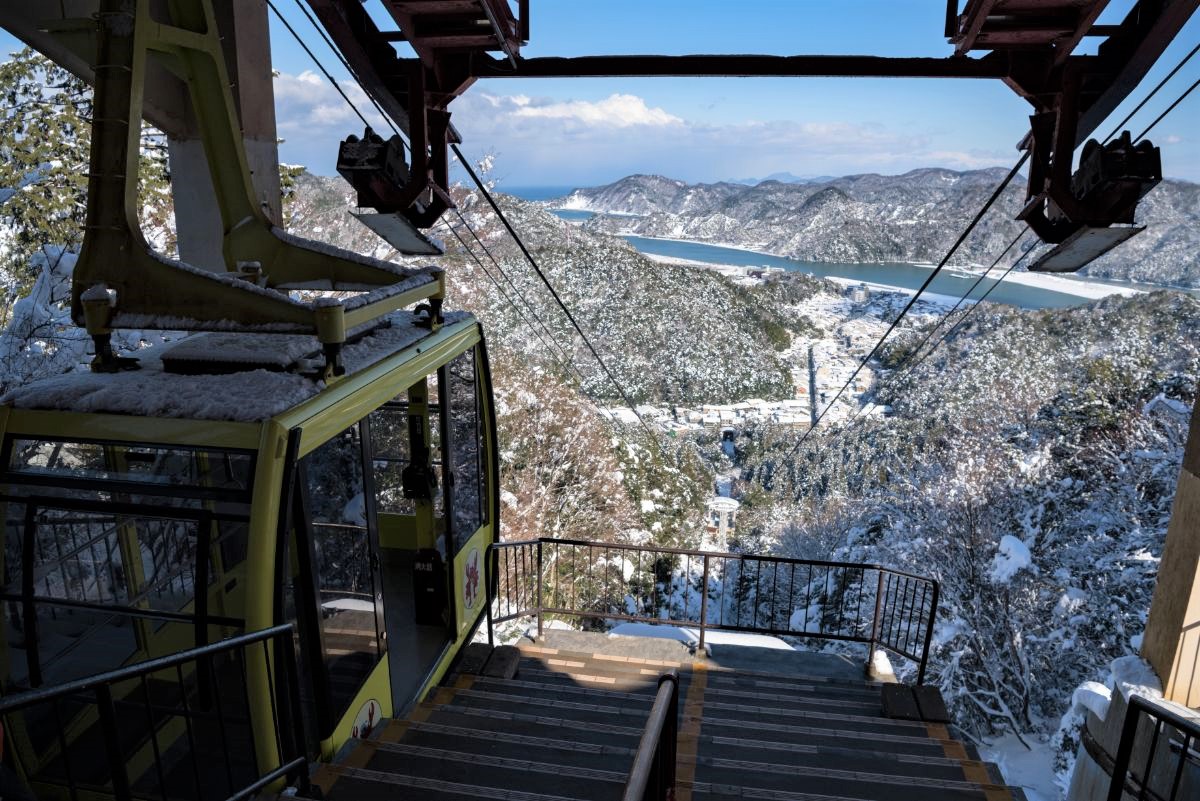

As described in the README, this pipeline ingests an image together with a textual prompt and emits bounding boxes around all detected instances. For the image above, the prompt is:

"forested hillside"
[562,170,1200,287]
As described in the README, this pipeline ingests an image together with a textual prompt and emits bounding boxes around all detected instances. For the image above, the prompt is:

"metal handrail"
[0,625,293,713]
[622,672,680,801]
[1108,694,1200,801]
[484,537,940,684]
[0,624,312,801]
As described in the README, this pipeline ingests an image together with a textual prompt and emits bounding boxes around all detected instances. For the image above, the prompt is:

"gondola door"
[291,422,389,750]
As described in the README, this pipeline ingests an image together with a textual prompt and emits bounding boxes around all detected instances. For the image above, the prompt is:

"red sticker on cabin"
[463,548,481,610]
[351,698,380,739]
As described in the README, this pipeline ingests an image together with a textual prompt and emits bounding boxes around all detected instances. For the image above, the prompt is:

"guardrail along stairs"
[308,636,1028,801]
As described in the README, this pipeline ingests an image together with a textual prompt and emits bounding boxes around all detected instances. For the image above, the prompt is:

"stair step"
[441,687,657,725]
[484,672,881,717]
[703,661,881,689]
[472,675,655,702]
[312,638,1011,801]
[686,777,1018,801]
[390,719,637,771]
[519,644,881,689]
[416,703,643,745]
[516,665,685,693]
[515,664,883,713]
[699,683,881,715]
[700,698,932,734]
[703,671,881,700]
[694,716,952,758]
[696,734,990,782]
[517,644,685,672]
[324,767,593,801]
[361,740,629,796]
[693,752,1010,800]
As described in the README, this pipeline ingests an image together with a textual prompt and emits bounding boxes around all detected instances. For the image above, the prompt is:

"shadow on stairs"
[304,633,1026,801]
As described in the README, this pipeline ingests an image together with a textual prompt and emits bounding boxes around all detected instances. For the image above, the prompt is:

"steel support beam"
[306,0,414,136]
[469,53,1013,80]
[1074,0,1200,146]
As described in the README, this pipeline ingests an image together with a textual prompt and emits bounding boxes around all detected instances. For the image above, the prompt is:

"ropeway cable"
[267,8,670,456]
[265,0,375,133]
[451,143,669,457]
[446,209,587,384]
[793,70,1200,477]
[437,216,590,386]
[1101,42,1200,144]
[783,152,1030,458]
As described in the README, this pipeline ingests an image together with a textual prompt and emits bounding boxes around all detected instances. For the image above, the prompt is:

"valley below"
[4,164,1195,801]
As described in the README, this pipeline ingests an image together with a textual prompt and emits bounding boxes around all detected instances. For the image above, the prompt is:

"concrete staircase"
[309,636,1026,801]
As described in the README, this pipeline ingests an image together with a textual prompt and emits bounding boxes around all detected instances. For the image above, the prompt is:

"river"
[549,209,1156,310]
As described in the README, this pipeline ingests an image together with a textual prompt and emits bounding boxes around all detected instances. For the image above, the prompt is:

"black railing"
[485,538,541,632]
[0,624,311,801]
[1108,694,1200,801]
[485,537,939,684]
[622,672,679,801]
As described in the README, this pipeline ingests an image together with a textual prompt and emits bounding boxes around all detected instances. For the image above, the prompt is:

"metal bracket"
[72,0,443,368]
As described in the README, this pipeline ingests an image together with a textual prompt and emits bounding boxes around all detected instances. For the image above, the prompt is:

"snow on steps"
[306,637,1027,801]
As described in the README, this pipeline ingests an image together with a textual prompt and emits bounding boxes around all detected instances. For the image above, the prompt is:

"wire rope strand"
[784,152,1030,457]
[440,220,580,378]
[439,216,589,385]
[285,0,405,140]
[447,209,588,383]
[451,143,668,456]
[265,0,374,132]
[1134,76,1200,141]
[1102,42,1200,144]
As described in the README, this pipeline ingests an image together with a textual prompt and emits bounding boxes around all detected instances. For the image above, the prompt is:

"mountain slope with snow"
[559,170,1200,287]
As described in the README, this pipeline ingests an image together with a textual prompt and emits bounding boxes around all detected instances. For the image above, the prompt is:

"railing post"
[868,570,886,674]
[95,683,134,801]
[536,540,544,640]
[662,671,679,798]
[1107,696,1144,801]
[917,580,939,686]
[699,554,710,653]
[485,546,495,647]
[623,671,679,801]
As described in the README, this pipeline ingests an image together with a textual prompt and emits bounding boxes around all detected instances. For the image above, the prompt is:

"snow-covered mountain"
[726,172,838,186]
[289,173,797,406]
[556,169,1200,288]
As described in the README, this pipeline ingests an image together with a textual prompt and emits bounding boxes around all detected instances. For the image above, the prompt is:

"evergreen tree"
[0,47,173,324]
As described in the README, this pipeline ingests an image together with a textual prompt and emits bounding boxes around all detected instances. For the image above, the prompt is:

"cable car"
[0,0,499,795]
[0,312,498,787]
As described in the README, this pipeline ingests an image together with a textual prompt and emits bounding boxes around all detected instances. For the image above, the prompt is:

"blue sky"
[2,1,1197,187]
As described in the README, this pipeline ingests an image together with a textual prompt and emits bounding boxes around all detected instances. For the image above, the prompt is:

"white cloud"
[268,75,1031,183]
[273,70,388,137]
[446,90,1018,184]
[506,93,682,128]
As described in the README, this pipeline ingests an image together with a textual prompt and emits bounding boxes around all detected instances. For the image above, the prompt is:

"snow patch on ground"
[607,622,794,653]
[980,733,1061,801]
